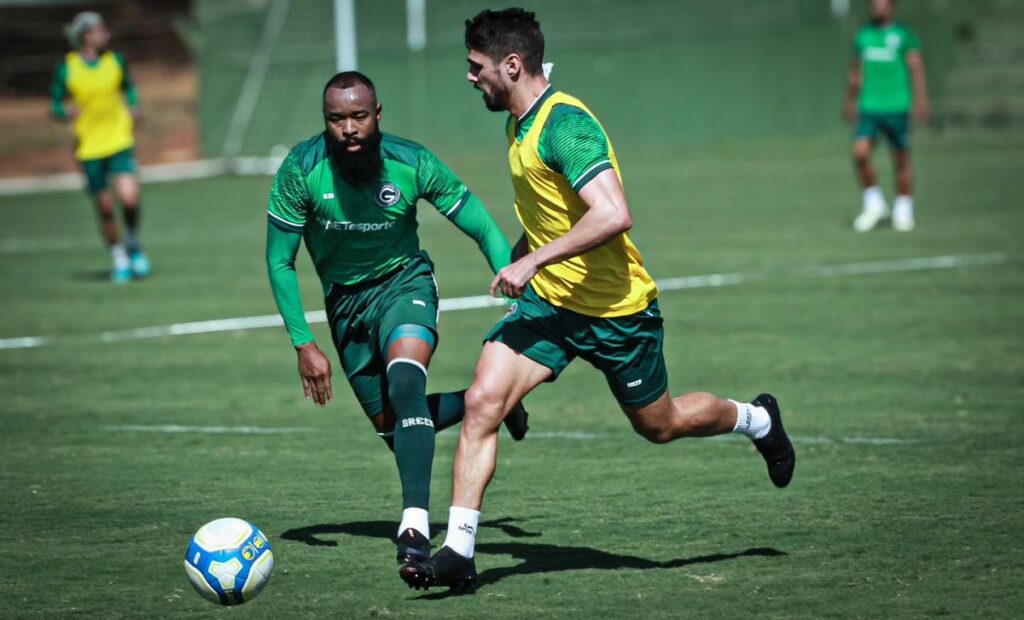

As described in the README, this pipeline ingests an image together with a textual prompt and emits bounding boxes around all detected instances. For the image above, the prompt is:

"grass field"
[1,132,1022,618]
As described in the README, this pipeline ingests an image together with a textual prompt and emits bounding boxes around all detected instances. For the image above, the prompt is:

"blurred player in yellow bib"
[50,12,149,282]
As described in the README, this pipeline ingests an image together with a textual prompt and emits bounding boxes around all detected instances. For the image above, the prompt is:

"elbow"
[614,211,633,235]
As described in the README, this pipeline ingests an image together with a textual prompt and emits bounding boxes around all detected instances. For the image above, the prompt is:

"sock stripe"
[387,357,427,376]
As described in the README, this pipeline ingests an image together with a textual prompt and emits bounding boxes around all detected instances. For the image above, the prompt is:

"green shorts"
[485,285,668,408]
[80,148,138,194]
[326,251,439,417]
[854,112,911,151]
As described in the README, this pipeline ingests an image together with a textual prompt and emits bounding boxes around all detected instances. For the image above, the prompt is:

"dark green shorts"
[854,112,911,151]
[326,252,439,417]
[485,285,668,408]
[80,148,138,194]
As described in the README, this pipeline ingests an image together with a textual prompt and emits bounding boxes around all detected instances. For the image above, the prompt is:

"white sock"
[894,195,913,215]
[397,507,429,539]
[862,186,887,213]
[730,400,771,440]
[110,243,129,270]
[442,506,480,559]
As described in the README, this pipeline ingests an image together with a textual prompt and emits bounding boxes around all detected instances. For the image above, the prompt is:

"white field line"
[101,424,916,445]
[0,252,1008,351]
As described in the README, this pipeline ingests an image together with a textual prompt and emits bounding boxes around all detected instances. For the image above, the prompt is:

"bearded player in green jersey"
[266,71,528,566]
[843,0,930,232]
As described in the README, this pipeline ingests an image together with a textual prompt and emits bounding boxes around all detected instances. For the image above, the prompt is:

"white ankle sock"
[862,186,887,213]
[894,195,913,215]
[730,400,771,440]
[442,506,480,559]
[110,243,129,270]
[398,507,429,539]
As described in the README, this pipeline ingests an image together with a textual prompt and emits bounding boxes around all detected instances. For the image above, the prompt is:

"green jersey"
[266,131,511,346]
[854,22,920,113]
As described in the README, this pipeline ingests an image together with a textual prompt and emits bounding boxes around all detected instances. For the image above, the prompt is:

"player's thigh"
[465,340,553,425]
[80,157,109,195]
[881,113,912,156]
[376,265,440,362]
[579,301,669,412]
[852,113,878,159]
[111,171,140,206]
[328,296,387,418]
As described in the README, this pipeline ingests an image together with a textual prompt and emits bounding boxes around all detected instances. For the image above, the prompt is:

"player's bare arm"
[906,50,929,122]
[491,168,632,297]
[842,59,862,123]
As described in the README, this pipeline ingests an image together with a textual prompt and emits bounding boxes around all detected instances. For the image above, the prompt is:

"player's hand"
[295,342,333,407]
[490,254,539,299]
[913,100,930,123]
[841,100,857,124]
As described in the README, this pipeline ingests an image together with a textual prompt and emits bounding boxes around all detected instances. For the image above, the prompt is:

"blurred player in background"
[400,8,795,593]
[49,11,149,282]
[266,71,528,567]
[843,0,930,232]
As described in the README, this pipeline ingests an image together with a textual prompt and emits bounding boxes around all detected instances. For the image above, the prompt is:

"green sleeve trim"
[449,193,512,274]
[539,104,611,189]
[266,222,315,346]
[571,160,613,193]
[49,62,68,120]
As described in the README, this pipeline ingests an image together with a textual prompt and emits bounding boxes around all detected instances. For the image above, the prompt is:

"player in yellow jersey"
[400,8,796,592]
[50,12,149,283]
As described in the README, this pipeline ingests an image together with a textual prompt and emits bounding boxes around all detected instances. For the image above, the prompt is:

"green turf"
[1,132,1022,618]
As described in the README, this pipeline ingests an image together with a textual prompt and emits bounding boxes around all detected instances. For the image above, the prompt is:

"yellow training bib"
[64,51,134,160]
[507,91,657,317]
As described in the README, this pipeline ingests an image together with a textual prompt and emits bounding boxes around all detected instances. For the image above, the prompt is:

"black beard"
[482,88,508,112]
[328,129,383,186]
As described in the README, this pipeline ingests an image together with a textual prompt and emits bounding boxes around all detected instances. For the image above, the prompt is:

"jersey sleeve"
[49,61,68,120]
[903,27,921,52]
[416,147,471,218]
[267,153,309,233]
[114,52,139,107]
[539,105,613,193]
[266,222,315,346]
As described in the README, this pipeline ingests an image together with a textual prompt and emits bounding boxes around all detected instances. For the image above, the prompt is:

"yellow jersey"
[51,51,135,161]
[507,89,658,317]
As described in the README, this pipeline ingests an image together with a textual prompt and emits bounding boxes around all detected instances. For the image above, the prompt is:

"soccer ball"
[183,517,274,606]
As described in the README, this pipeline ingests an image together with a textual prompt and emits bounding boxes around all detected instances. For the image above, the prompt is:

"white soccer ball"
[183,517,274,606]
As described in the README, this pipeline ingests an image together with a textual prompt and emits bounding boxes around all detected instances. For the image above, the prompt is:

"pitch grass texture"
[1,136,1022,618]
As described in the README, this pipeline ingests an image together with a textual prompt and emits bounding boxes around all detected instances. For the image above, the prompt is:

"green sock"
[387,360,434,509]
[427,389,466,432]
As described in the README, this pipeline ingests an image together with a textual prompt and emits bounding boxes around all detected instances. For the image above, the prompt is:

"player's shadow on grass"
[71,269,114,282]
[280,517,542,548]
[280,520,785,598]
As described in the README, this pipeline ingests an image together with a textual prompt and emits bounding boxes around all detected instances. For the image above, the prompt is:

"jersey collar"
[513,85,554,141]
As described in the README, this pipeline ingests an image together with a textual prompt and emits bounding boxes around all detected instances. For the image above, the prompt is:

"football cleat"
[130,250,151,278]
[399,545,477,593]
[503,401,530,441]
[751,393,795,488]
[112,265,132,284]
[853,204,887,232]
[395,528,431,565]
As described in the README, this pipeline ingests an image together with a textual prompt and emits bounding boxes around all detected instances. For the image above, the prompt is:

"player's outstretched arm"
[449,193,513,274]
[491,169,631,298]
[266,222,332,406]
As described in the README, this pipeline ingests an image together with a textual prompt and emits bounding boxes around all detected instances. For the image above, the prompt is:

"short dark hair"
[323,71,377,101]
[465,8,544,76]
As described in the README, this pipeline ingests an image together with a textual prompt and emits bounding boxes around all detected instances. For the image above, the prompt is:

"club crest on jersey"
[375,183,401,208]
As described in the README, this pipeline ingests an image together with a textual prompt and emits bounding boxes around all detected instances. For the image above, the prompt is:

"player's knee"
[630,417,674,444]
[463,384,505,432]
[852,144,871,163]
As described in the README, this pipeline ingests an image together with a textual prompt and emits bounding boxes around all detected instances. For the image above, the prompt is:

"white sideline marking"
[104,424,317,435]
[102,424,914,445]
[0,252,1008,351]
